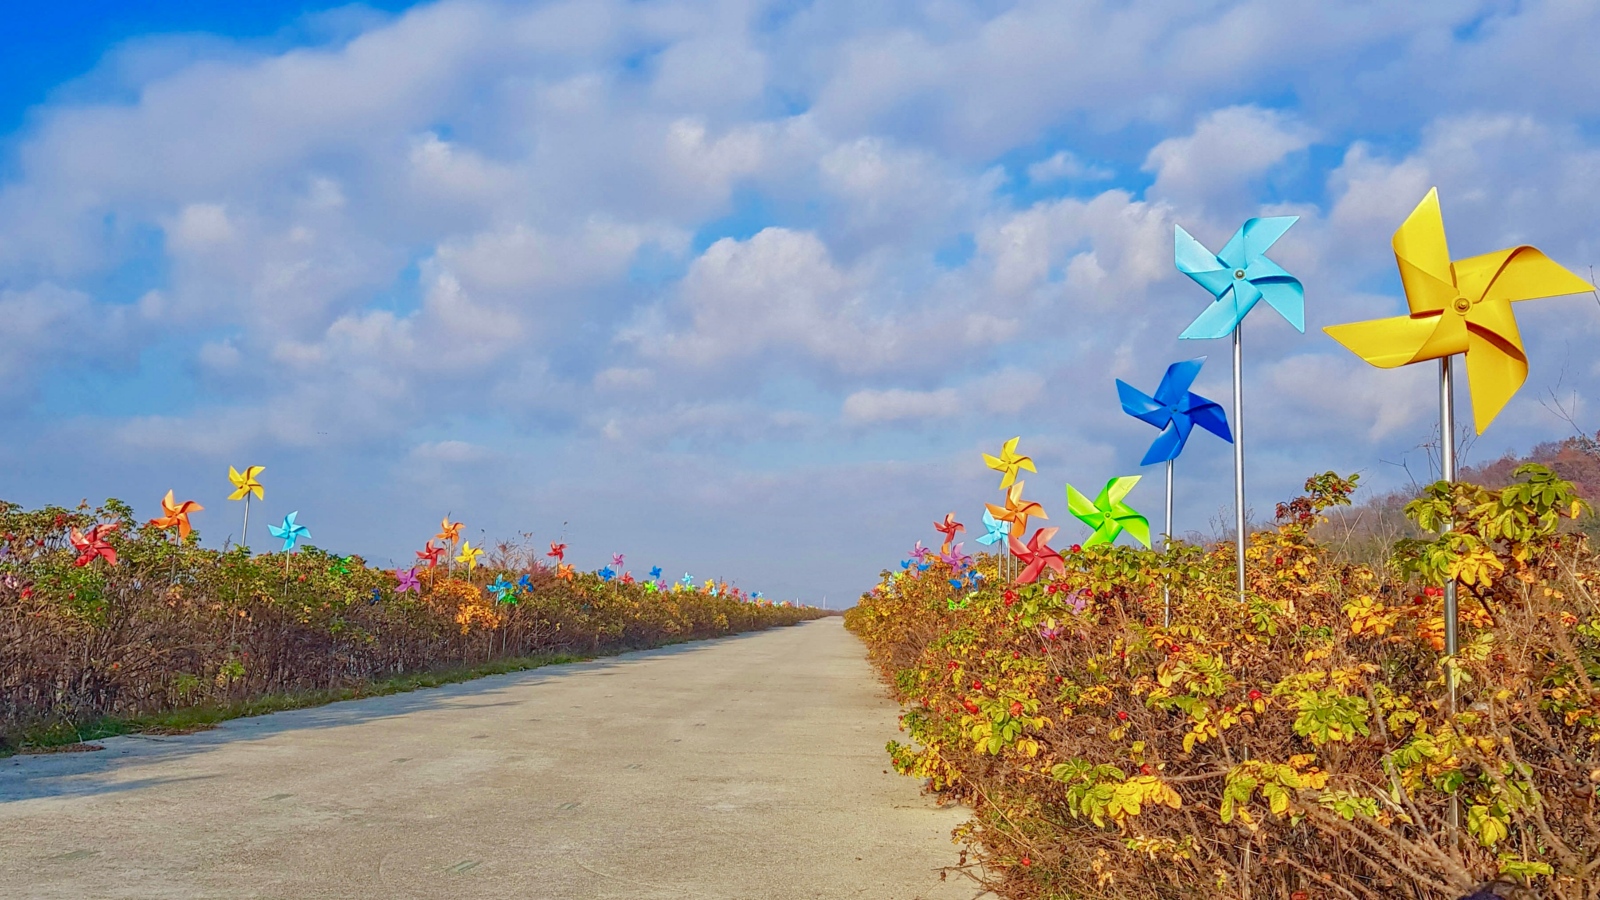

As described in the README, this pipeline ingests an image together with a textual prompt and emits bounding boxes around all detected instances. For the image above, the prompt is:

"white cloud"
[1143,105,1314,212]
[1027,150,1114,184]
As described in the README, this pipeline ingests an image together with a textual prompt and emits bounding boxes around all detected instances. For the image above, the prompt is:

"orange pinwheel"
[556,563,575,581]
[1324,188,1594,433]
[1009,527,1065,584]
[147,491,203,539]
[982,437,1037,489]
[436,517,463,546]
[985,481,1047,536]
[934,513,964,552]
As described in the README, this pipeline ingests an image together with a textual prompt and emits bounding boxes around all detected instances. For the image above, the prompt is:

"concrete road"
[0,618,986,900]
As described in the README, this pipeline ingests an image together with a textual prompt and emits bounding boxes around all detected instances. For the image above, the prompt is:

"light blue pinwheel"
[680,572,694,587]
[975,509,1010,547]
[268,511,310,552]
[1173,216,1302,605]
[1116,357,1232,466]
[1175,216,1303,340]
[489,575,517,603]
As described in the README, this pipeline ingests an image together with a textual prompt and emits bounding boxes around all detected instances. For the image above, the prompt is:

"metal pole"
[241,495,251,550]
[1233,325,1246,601]
[1164,458,1174,627]
[1441,356,1460,837]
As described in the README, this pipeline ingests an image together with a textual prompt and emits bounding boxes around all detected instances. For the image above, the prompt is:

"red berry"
[1116,711,1129,721]
[1248,689,1263,701]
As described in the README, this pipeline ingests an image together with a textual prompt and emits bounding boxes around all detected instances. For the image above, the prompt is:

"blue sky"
[1,1,1598,602]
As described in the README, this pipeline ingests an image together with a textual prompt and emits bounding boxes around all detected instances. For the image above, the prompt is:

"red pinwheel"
[1008,527,1064,585]
[548,541,567,562]
[934,513,965,552]
[70,524,119,567]
[416,540,444,568]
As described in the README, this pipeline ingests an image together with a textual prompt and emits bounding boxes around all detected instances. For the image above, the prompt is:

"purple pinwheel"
[395,568,421,593]
[940,542,972,570]
[909,541,931,564]
[612,553,625,568]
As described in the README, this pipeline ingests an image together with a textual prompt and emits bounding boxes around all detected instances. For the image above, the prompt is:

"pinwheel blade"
[1237,216,1298,260]
[1153,358,1205,405]
[1256,278,1306,333]
[1174,225,1229,294]
[1178,290,1249,340]
[1186,395,1233,443]
[1115,380,1168,427]
[1139,419,1188,466]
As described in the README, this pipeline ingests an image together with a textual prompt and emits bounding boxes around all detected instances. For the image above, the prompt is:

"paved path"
[0,618,983,900]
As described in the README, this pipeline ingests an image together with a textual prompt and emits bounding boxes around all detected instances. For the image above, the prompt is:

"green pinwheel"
[1065,476,1150,548]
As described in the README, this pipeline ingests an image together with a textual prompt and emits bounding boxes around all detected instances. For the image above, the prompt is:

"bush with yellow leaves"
[848,465,1600,900]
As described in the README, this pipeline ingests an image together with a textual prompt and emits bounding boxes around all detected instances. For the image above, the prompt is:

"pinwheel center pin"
[1452,296,1471,314]
[1233,269,1245,279]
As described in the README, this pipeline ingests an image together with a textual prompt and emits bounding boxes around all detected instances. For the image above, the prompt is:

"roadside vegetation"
[1,498,824,755]
[848,463,1600,899]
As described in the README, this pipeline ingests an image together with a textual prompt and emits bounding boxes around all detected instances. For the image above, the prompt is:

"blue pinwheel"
[598,566,615,582]
[649,566,663,580]
[518,573,535,593]
[268,512,310,551]
[1116,357,1232,466]
[1175,217,1303,340]
[975,510,1010,546]
[680,572,694,587]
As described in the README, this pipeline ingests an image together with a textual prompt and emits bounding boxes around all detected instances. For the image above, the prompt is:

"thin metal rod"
[241,495,251,550]
[1164,458,1173,627]
[1441,356,1460,837]
[1441,356,1458,667]
[1233,325,1246,601]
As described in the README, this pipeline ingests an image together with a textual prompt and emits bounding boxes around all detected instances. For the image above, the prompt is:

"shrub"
[848,465,1600,899]
[1,498,823,750]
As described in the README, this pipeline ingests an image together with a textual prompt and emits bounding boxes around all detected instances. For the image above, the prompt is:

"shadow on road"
[1,624,806,804]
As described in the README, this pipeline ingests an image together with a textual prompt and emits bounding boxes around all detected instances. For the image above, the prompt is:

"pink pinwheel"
[934,513,965,552]
[548,542,567,562]
[612,553,625,568]
[940,542,971,569]
[416,541,444,569]
[909,541,931,564]
[70,524,119,567]
[1038,618,1064,641]
[1009,527,1065,584]
[395,568,421,593]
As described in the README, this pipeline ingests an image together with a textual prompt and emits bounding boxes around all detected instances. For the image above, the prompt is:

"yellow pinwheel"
[228,465,265,500]
[455,541,482,573]
[227,465,265,547]
[982,437,1036,489]
[1324,188,1593,433]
